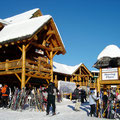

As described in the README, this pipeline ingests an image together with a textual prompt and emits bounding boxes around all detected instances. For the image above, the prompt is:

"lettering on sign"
[102,68,118,80]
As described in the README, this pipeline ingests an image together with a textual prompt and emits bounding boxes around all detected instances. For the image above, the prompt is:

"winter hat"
[104,91,107,95]
[4,85,8,87]
[90,90,94,94]
[49,82,53,86]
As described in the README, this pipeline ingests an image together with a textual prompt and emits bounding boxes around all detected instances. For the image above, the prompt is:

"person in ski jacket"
[81,88,87,103]
[1,84,9,108]
[89,90,99,117]
[102,91,108,118]
[44,82,59,115]
[0,84,2,107]
[117,92,120,101]
[73,84,81,111]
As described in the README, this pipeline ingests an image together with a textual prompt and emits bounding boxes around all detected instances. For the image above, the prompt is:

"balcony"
[0,58,51,79]
[89,83,97,88]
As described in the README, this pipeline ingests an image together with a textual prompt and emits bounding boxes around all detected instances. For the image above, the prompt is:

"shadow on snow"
[67,102,90,116]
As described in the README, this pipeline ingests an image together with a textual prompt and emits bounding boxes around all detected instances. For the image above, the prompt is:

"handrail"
[0,59,51,72]
[0,59,22,71]
[90,83,97,88]
[0,59,21,65]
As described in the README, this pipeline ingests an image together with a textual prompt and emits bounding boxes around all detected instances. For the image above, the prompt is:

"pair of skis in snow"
[28,87,47,112]
[9,87,28,111]
[8,86,47,111]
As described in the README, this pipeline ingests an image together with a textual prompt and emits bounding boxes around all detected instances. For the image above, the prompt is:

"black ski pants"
[90,104,96,117]
[2,96,8,108]
[47,95,55,114]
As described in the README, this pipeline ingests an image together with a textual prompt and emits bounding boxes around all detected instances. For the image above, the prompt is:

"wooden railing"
[89,83,97,88]
[0,59,51,74]
[80,82,88,86]
[26,59,51,73]
[0,59,22,71]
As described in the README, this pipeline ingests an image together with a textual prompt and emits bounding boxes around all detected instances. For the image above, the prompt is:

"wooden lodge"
[53,62,93,87]
[93,45,120,92]
[0,8,66,89]
[0,8,98,90]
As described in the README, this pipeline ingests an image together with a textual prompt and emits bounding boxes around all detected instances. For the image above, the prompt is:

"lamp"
[45,42,50,47]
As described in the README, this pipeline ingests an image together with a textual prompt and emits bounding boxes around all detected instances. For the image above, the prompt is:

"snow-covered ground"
[0,98,108,120]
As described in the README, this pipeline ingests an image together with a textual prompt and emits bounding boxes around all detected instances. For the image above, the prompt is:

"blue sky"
[0,0,120,71]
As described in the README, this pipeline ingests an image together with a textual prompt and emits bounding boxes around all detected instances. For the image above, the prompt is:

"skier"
[0,84,2,107]
[81,88,84,103]
[83,89,87,103]
[1,84,9,108]
[73,84,81,111]
[44,82,59,115]
[89,90,99,117]
[102,91,108,118]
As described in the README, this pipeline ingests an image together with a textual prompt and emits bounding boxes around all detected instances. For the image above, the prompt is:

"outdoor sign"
[102,68,118,80]
[58,81,76,93]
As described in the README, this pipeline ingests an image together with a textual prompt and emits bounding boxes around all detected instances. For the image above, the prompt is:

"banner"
[58,81,76,94]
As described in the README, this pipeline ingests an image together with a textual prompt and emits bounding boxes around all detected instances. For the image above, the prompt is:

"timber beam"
[0,70,21,75]
[32,42,63,52]
[32,42,51,51]
[46,30,55,36]
[100,80,120,85]
[25,73,51,79]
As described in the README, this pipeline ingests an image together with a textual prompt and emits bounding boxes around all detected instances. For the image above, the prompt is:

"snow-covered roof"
[0,19,9,25]
[91,70,99,73]
[97,45,120,60]
[0,15,52,43]
[53,61,83,75]
[53,21,65,48]
[4,8,39,23]
[0,8,66,54]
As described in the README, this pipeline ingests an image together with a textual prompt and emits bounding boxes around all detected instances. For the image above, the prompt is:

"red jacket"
[1,85,8,97]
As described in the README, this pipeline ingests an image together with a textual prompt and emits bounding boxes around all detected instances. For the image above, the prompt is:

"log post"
[21,45,26,88]
[83,77,84,86]
[86,76,89,86]
[55,75,58,87]
[119,66,120,80]
[65,76,67,82]
[38,57,41,72]
[50,51,53,82]
[5,59,9,71]
[97,68,102,93]
[79,75,81,86]
[71,76,73,82]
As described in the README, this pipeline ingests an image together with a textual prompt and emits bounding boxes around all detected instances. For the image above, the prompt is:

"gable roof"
[0,15,52,44]
[53,61,83,75]
[0,8,66,54]
[4,8,40,24]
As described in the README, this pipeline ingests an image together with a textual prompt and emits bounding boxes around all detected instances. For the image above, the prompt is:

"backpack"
[48,85,54,95]
[73,88,79,99]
